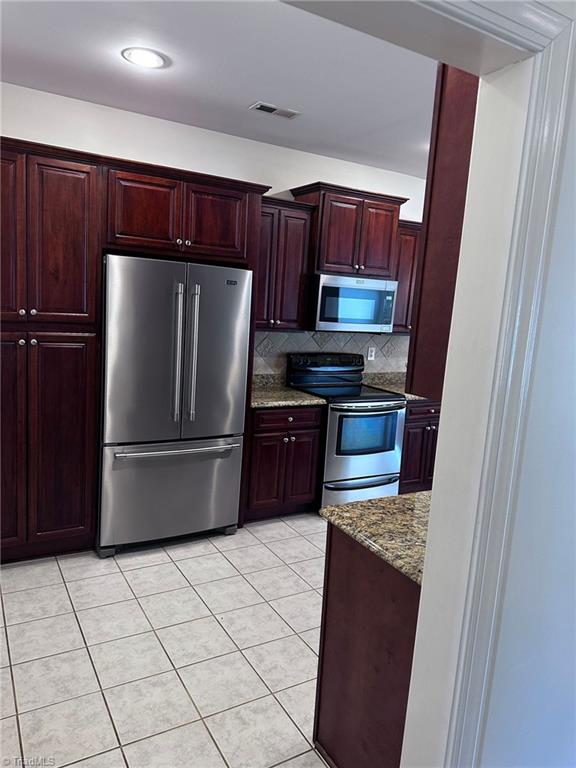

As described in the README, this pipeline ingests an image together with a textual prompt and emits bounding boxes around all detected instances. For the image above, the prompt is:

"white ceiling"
[1,1,437,178]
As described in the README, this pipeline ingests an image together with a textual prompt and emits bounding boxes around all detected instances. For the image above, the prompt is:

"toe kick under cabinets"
[99,254,251,554]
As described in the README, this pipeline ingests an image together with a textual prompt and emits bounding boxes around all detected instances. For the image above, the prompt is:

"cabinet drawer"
[253,407,322,433]
[406,401,441,420]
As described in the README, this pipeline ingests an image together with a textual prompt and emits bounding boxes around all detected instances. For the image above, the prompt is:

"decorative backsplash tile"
[253,331,410,375]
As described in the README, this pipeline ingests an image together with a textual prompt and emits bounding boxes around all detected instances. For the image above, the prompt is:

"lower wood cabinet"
[399,400,440,494]
[1,332,98,560]
[246,407,324,521]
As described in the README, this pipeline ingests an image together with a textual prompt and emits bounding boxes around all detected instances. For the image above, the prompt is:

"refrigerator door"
[182,263,252,439]
[100,436,243,546]
[103,255,187,444]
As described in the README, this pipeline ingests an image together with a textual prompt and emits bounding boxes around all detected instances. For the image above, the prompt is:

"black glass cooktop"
[292,383,404,404]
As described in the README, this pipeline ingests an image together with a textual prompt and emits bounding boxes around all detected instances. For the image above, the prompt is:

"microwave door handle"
[187,284,201,421]
[172,282,185,422]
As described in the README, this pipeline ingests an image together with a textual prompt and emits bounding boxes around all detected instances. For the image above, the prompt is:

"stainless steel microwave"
[315,273,398,333]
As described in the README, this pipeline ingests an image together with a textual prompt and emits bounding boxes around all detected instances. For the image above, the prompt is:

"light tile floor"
[0,514,329,768]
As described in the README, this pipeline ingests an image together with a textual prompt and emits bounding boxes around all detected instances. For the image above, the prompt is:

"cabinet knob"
[275,320,281,325]
[425,425,431,431]
[408,325,412,330]
[354,264,360,270]
[359,265,365,270]
[290,436,296,442]
[30,309,38,316]
[429,409,435,414]
[185,240,192,247]
[176,238,183,245]
[30,339,38,346]
[18,308,26,316]
[283,437,289,443]
[18,339,26,346]
[269,320,275,327]
[288,416,293,422]
[431,425,437,431]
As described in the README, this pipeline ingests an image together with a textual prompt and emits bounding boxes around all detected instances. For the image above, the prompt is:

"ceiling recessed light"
[121,47,170,69]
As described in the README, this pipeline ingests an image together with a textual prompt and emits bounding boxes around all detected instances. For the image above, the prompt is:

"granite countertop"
[251,372,425,407]
[320,491,431,584]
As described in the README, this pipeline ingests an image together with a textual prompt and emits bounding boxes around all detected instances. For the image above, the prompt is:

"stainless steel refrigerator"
[98,254,252,556]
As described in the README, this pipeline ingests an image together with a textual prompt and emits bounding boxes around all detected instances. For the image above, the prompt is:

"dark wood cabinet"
[1,151,26,322]
[394,221,421,333]
[107,170,261,261]
[246,406,324,521]
[399,401,440,494]
[255,200,312,330]
[315,524,420,768]
[318,193,363,274]
[28,156,101,324]
[405,65,479,400]
[1,332,98,559]
[291,182,407,278]
[1,333,27,548]
[107,170,183,250]
[28,333,97,543]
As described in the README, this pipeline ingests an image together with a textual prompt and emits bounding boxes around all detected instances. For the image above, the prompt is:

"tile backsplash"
[253,331,410,375]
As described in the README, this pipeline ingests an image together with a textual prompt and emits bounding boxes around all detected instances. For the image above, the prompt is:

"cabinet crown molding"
[290,181,409,206]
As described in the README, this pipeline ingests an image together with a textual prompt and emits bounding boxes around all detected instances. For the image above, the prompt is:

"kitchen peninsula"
[314,491,431,768]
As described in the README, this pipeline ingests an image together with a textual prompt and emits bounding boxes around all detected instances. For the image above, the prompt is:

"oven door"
[325,401,405,483]
[316,274,397,333]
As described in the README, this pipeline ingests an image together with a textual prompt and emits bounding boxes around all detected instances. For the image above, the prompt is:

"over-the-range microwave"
[315,273,398,334]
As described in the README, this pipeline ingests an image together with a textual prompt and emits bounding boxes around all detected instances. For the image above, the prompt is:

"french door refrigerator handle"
[114,444,241,460]
[172,282,185,422]
[187,284,201,421]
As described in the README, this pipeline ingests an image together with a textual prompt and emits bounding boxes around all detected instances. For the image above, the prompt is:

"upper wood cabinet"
[28,156,101,323]
[107,170,183,250]
[291,182,407,278]
[394,221,421,333]
[255,200,312,330]
[107,170,254,260]
[1,151,26,322]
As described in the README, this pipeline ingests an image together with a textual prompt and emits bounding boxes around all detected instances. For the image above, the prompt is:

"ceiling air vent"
[248,102,300,119]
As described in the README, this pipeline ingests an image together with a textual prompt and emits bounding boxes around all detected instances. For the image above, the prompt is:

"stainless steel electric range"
[287,353,406,506]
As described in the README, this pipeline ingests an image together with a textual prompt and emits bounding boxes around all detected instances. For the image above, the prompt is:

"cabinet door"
[274,208,311,329]
[28,156,100,323]
[107,170,183,250]
[248,432,287,511]
[183,184,247,260]
[424,420,440,486]
[358,199,399,278]
[394,225,421,332]
[1,151,26,322]
[28,333,97,543]
[255,206,278,330]
[318,193,362,274]
[399,419,428,493]
[284,429,320,506]
[1,333,27,548]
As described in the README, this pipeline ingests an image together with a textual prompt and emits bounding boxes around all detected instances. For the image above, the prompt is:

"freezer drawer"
[99,437,243,547]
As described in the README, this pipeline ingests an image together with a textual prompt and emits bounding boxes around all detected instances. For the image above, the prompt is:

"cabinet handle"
[30,339,38,346]
[185,240,192,247]
[30,309,38,316]
[18,339,26,346]
[283,437,289,443]
[18,308,26,316]
[290,436,296,442]
[176,238,183,245]
[288,417,293,422]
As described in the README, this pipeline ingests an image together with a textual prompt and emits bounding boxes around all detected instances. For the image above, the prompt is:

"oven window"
[337,412,398,456]
[319,286,395,326]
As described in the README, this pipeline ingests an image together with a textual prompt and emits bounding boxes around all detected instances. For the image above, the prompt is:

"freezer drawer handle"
[187,284,201,421]
[114,444,241,460]
[173,282,185,422]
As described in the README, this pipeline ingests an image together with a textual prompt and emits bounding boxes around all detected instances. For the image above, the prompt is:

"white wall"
[478,75,576,768]
[0,83,425,221]
[401,56,535,766]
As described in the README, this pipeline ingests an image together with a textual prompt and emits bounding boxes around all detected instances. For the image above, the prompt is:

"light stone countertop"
[320,491,431,584]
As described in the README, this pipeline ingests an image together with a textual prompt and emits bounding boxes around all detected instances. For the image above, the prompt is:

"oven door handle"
[324,475,400,492]
[330,402,405,414]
